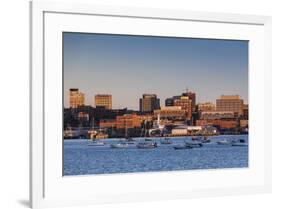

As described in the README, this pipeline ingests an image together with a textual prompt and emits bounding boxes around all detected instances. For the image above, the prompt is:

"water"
[63,135,248,176]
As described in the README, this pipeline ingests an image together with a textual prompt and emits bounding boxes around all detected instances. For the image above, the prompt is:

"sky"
[63,32,248,110]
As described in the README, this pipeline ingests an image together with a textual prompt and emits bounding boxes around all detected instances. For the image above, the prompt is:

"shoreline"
[63,134,249,141]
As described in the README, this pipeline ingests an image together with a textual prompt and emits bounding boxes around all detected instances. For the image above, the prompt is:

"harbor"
[64,134,248,175]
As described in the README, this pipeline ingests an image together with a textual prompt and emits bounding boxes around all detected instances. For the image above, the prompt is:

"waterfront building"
[99,119,117,129]
[69,88,85,108]
[116,114,142,129]
[77,112,89,121]
[198,102,216,112]
[154,106,186,120]
[216,95,244,116]
[240,119,248,128]
[64,105,128,128]
[138,114,153,122]
[187,126,202,131]
[200,110,235,120]
[139,94,160,113]
[171,128,188,136]
[196,119,238,130]
[95,94,112,109]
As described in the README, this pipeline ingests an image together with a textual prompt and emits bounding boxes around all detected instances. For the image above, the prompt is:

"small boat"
[137,142,157,149]
[88,141,106,146]
[110,142,129,149]
[160,138,173,145]
[137,121,157,149]
[232,139,248,146]
[202,136,211,143]
[173,144,192,150]
[217,140,230,145]
[185,141,203,148]
[191,137,200,141]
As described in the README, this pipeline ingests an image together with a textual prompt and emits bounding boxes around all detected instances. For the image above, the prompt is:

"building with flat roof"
[95,94,112,110]
[200,110,235,120]
[154,106,186,120]
[165,97,174,106]
[182,91,196,112]
[116,114,142,129]
[99,119,117,129]
[196,119,238,130]
[216,95,244,116]
[173,96,192,119]
[139,94,160,113]
[198,102,216,112]
[69,88,85,108]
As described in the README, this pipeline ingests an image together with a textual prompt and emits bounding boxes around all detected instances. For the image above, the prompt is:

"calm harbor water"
[63,135,248,176]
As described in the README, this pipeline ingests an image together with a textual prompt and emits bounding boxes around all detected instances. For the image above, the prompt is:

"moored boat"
[185,141,203,148]
[110,142,129,149]
[232,139,248,146]
[202,136,211,143]
[217,140,231,145]
[173,144,192,150]
[137,141,157,149]
[88,140,106,146]
[160,137,173,144]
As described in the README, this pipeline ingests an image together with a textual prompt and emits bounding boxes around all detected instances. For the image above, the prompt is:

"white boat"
[137,120,158,149]
[110,142,129,149]
[137,142,157,149]
[88,141,105,146]
[217,140,231,145]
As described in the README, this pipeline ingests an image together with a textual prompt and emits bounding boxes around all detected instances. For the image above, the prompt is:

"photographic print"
[63,32,248,176]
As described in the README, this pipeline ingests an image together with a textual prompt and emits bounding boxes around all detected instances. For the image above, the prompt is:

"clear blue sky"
[63,32,248,110]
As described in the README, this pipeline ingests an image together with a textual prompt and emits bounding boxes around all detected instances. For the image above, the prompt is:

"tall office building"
[165,95,192,120]
[95,94,112,109]
[216,95,244,116]
[139,94,160,113]
[173,96,192,119]
[165,97,175,106]
[69,88,85,108]
[182,91,196,112]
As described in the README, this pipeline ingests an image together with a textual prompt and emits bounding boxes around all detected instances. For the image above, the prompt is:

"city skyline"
[64,32,248,109]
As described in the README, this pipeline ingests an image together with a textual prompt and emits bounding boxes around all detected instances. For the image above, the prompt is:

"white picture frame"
[30,1,272,208]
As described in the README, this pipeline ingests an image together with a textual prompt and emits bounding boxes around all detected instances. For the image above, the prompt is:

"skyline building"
[69,88,85,108]
[95,94,112,109]
[197,102,216,112]
[154,106,186,120]
[216,95,244,116]
[182,91,196,112]
[165,93,193,120]
[139,94,160,113]
[173,96,192,119]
